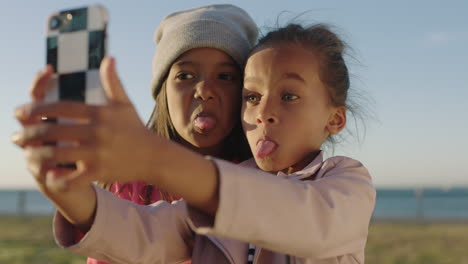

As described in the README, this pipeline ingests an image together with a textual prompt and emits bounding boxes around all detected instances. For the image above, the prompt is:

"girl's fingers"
[24,145,95,165]
[15,101,99,123]
[26,160,50,183]
[25,153,65,189]
[12,123,95,148]
[100,57,131,104]
[14,103,45,127]
[25,153,91,192]
[20,66,100,192]
[30,65,54,101]
[46,161,96,192]
[14,66,54,127]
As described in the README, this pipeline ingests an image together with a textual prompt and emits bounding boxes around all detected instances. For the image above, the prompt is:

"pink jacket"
[53,152,376,263]
[87,182,165,264]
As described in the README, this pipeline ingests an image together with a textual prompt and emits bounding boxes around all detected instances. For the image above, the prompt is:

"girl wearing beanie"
[14,4,256,264]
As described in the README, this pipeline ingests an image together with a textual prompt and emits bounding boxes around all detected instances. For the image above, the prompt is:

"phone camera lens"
[49,17,62,30]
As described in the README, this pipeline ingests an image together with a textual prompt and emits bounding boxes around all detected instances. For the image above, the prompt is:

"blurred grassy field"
[367,221,468,264]
[0,215,85,264]
[1,215,468,264]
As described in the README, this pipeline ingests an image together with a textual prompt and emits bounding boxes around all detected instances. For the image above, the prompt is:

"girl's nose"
[256,100,278,125]
[256,116,276,124]
[194,79,215,101]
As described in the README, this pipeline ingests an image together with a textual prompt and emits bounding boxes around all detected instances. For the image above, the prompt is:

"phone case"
[45,5,108,105]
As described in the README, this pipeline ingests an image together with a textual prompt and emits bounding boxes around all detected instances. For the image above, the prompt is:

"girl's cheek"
[242,107,255,123]
[240,103,247,117]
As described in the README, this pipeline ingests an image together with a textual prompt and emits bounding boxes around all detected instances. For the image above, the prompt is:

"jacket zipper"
[253,247,261,264]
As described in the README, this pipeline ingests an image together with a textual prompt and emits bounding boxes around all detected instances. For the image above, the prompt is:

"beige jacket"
[53,152,376,263]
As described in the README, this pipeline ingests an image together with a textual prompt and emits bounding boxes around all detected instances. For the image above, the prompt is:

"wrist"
[49,184,97,232]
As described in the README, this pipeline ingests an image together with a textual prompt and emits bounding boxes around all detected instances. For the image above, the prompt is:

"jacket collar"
[241,151,324,181]
[276,151,324,180]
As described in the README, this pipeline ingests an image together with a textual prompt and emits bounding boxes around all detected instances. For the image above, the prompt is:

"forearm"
[143,137,219,215]
[190,157,376,258]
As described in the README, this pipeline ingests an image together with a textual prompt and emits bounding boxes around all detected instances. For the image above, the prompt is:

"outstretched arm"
[13,57,221,231]
[196,156,376,259]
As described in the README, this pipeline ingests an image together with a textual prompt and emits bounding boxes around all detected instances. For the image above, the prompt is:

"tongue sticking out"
[194,116,216,131]
[256,140,277,158]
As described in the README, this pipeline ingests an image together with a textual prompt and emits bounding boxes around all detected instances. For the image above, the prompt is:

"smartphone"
[43,6,108,168]
[45,5,108,105]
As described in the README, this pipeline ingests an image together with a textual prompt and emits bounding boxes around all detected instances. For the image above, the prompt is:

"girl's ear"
[327,106,346,135]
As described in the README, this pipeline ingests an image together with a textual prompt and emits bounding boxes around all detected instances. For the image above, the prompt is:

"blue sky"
[1,0,467,188]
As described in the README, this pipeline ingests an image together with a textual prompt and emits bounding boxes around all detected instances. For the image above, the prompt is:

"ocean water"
[0,189,55,215]
[373,188,468,220]
[1,188,468,220]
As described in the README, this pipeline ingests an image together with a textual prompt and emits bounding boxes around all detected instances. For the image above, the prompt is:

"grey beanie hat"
[151,4,258,99]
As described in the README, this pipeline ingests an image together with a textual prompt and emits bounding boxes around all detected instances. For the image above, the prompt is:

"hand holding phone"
[43,5,109,169]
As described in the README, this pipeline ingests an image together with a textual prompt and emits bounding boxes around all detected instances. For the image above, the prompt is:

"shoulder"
[317,156,372,182]
[315,156,376,200]
[323,155,366,169]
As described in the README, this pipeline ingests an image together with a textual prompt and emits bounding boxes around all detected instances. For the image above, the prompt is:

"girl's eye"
[176,72,195,80]
[282,93,299,101]
[219,73,236,81]
[244,94,260,104]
